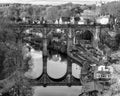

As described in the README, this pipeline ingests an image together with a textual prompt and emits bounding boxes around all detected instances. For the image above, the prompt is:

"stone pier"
[43,56,47,87]
[43,28,48,57]
[93,26,101,50]
[67,28,73,54]
[67,58,72,87]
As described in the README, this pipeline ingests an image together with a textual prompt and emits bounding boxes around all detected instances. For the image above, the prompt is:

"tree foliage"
[60,9,72,17]
[0,3,90,22]
[0,16,32,95]
[101,1,120,18]
[45,6,59,20]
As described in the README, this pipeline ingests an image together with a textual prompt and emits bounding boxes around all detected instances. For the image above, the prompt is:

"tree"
[100,1,120,18]
[20,11,29,19]
[0,16,33,96]
[88,4,96,10]
[60,9,72,17]
[100,4,109,15]
[71,7,83,16]
[3,5,21,21]
[45,6,59,20]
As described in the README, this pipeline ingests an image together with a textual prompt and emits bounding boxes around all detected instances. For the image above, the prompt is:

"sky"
[0,0,117,5]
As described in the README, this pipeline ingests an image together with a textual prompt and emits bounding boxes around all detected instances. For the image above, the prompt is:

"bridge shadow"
[27,49,82,87]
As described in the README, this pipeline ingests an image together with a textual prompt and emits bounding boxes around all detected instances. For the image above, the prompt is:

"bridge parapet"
[12,23,110,29]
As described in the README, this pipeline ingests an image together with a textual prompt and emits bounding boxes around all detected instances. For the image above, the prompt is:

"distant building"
[22,16,32,23]
[96,15,110,25]
[94,65,113,80]
[59,17,62,24]
[70,17,75,24]
[77,17,86,24]
[55,15,97,25]
[61,17,71,24]
[55,19,59,24]
[78,20,86,25]
[55,16,82,24]
[55,17,71,24]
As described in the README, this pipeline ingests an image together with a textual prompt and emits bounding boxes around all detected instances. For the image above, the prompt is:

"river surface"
[24,47,82,96]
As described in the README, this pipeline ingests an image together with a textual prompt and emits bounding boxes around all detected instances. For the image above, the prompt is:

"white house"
[59,17,63,24]
[55,19,59,24]
[96,15,109,25]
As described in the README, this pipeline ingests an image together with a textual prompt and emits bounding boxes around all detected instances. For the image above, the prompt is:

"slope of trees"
[101,1,120,18]
[0,16,33,95]
[0,3,93,22]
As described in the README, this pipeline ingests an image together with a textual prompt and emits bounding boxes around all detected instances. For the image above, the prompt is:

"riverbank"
[23,45,83,96]
[24,46,43,79]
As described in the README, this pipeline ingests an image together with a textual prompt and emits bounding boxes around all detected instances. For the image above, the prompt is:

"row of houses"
[54,16,88,25]
[22,15,110,25]
[53,9,110,25]
[54,16,109,25]
[20,8,111,25]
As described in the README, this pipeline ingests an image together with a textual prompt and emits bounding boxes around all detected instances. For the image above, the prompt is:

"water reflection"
[72,63,81,79]
[24,49,43,79]
[24,46,82,96]
[25,48,82,79]
[47,54,67,79]
[48,50,81,79]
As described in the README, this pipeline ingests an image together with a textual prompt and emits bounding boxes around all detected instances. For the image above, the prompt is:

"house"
[61,17,71,24]
[94,65,113,80]
[22,16,31,23]
[56,16,81,24]
[70,17,75,24]
[55,19,59,24]
[59,17,63,24]
[55,16,92,25]
[55,17,71,24]
[96,15,109,25]
[78,17,86,25]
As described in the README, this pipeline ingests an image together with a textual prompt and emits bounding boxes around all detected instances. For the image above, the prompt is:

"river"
[24,46,82,96]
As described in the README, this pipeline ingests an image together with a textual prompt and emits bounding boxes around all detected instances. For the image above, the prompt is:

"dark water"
[33,86,82,96]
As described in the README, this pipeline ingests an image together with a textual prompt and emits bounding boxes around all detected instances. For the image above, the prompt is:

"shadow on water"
[29,43,81,79]
[48,49,67,62]
[31,42,67,62]
[28,45,82,96]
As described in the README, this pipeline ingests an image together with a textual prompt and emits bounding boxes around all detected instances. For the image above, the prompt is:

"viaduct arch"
[12,24,110,87]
